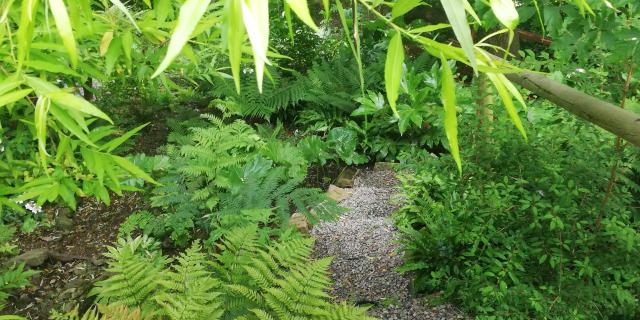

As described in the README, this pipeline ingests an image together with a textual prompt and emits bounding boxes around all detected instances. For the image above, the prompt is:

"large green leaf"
[440,56,461,174]
[100,123,149,152]
[48,0,78,67]
[490,0,519,30]
[284,0,318,31]
[391,0,422,19]
[486,73,527,140]
[110,154,159,185]
[48,91,113,123]
[227,0,244,93]
[440,0,477,73]
[0,89,32,108]
[385,31,403,117]
[241,0,269,92]
[152,0,211,78]
[34,96,50,167]
[109,0,141,32]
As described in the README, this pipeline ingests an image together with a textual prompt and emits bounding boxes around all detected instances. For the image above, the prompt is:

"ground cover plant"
[0,0,638,319]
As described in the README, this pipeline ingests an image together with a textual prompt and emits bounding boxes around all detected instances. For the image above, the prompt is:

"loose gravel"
[312,169,464,320]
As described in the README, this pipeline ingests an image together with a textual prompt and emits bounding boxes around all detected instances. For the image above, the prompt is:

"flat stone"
[335,167,358,188]
[289,212,311,234]
[55,215,74,231]
[326,185,353,202]
[13,248,50,267]
[373,162,397,172]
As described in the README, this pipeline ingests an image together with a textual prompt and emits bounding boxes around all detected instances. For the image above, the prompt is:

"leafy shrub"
[0,224,38,312]
[89,225,374,319]
[395,106,640,319]
[121,116,341,245]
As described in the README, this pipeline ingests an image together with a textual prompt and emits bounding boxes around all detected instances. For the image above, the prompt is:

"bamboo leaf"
[0,89,32,108]
[440,0,477,73]
[48,0,78,67]
[110,154,159,185]
[440,56,462,175]
[385,31,403,117]
[152,0,211,78]
[284,0,318,31]
[284,2,294,44]
[241,0,269,92]
[463,0,482,25]
[47,91,113,123]
[99,31,113,56]
[109,0,141,32]
[322,0,330,20]
[486,72,527,140]
[17,0,38,70]
[409,23,450,34]
[227,0,244,93]
[496,73,526,111]
[35,96,51,167]
[0,76,22,96]
[26,59,80,77]
[101,123,148,152]
[391,0,422,19]
[122,29,133,70]
[49,104,97,147]
[490,0,519,30]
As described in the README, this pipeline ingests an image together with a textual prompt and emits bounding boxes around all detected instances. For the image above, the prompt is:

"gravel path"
[312,169,463,320]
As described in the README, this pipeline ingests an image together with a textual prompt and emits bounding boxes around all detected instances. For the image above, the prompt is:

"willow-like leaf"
[152,0,211,78]
[440,56,461,175]
[108,0,141,32]
[384,31,403,117]
[35,96,51,167]
[440,0,477,73]
[486,72,527,140]
[490,0,519,30]
[241,0,269,92]
[48,0,78,67]
[227,0,244,93]
[284,0,318,31]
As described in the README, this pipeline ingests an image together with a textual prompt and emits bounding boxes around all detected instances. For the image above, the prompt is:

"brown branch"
[595,64,635,228]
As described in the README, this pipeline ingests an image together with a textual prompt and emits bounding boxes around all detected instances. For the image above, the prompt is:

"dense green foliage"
[118,116,341,246]
[395,105,640,319]
[0,0,639,318]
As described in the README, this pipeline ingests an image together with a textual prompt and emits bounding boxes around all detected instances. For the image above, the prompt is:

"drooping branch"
[504,70,640,147]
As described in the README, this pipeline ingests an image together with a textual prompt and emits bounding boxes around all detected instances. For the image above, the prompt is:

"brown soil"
[3,192,147,319]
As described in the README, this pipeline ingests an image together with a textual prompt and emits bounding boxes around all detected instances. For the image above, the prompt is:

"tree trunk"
[504,70,640,147]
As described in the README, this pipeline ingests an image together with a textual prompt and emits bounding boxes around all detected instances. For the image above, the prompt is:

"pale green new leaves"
[391,0,422,20]
[48,0,77,67]
[440,0,477,73]
[385,31,403,117]
[108,0,141,32]
[241,0,270,92]
[490,0,519,30]
[486,73,527,140]
[440,56,461,175]
[227,0,244,93]
[152,0,211,78]
[35,96,51,167]
[284,0,318,31]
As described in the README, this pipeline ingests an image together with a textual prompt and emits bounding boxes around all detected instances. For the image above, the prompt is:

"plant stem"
[596,64,635,228]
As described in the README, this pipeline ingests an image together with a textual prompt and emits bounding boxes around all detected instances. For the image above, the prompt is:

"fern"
[154,241,223,319]
[90,236,168,316]
[0,224,37,312]
[89,226,375,319]
[216,157,342,231]
[209,72,309,119]
[50,305,150,320]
